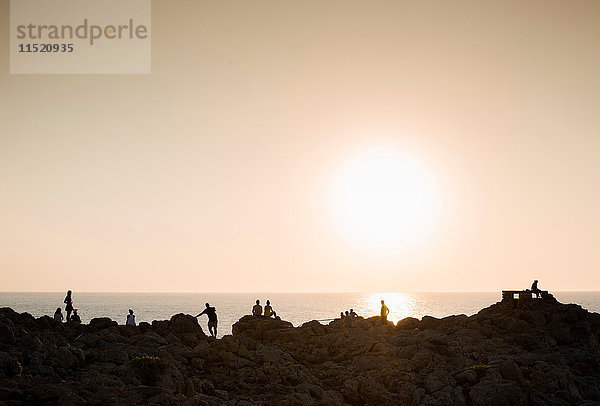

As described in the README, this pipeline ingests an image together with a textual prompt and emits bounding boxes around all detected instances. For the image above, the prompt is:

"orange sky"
[1,0,599,292]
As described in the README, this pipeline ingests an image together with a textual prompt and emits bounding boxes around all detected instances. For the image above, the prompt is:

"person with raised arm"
[196,303,218,338]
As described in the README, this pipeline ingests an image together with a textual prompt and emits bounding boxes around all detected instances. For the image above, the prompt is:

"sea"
[1,292,599,338]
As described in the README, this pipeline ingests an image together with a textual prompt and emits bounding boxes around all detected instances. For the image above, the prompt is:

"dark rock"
[0,297,598,405]
[0,320,16,345]
[89,317,118,330]
[421,316,442,329]
[469,380,527,405]
[137,385,164,396]
[29,384,63,401]
[169,314,204,335]
[232,315,293,342]
[500,359,523,382]
[454,369,477,385]
[396,317,420,330]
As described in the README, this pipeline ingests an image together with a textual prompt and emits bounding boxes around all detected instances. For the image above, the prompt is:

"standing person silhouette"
[531,280,542,298]
[252,299,262,316]
[196,303,218,338]
[380,300,389,325]
[64,290,73,323]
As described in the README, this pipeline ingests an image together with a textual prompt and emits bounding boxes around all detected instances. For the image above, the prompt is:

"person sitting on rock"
[264,300,277,318]
[350,309,358,318]
[53,307,64,322]
[343,311,353,326]
[531,280,542,298]
[196,303,218,338]
[252,299,263,317]
[380,300,389,325]
[70,309,81,324]
[340,312,345,320]
[126,309,136,326]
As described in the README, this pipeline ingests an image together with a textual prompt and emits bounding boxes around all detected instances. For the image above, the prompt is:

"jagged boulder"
[232,315,293,342]
[169,313,203,334]
[0,295,599,405]
[89,317,118,330]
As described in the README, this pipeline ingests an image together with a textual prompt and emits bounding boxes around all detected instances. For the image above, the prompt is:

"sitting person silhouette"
[196,303,218,338]
[264,300,277,318]
[343,311,352,326]
[531,280,542,298]
[70,309,81,324]
[252,299,262,316]
[126,309,136,326]
[53,307,64,322]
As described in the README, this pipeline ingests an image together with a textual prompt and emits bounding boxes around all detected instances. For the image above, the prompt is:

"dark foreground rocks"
[0,295,599,405]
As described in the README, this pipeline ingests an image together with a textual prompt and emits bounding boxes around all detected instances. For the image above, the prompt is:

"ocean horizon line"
[1,290,600,294]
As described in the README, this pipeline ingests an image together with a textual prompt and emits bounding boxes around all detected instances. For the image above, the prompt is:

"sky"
[1,0,599,292]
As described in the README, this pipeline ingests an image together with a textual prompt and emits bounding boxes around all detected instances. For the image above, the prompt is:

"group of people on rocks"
[339,300,390,326]
[53,290,81,324]
[52,290,137,326]
[53,306,80,324]
[252,299,277,318]
[340,308,358,320]
[193,299,281,340]
[50,292,281,341]
[50,283,543,341]
[340,308,361,326]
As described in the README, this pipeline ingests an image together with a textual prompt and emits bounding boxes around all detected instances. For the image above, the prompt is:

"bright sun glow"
[330,147,441,254]
[367,292,414,324]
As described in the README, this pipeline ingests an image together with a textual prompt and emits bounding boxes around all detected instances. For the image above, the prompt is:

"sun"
[329,146,441,254]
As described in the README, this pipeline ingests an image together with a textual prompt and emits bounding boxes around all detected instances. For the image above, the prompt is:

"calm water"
[1,292,598,338]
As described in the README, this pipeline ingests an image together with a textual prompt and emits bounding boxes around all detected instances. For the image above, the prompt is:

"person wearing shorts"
[196,303,218,338]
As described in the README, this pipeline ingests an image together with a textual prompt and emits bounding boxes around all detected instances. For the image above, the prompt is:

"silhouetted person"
[126,309,136,326]
[380,300,389,325]
[196,303,218,337]
[343,310,352,326]
[264,300,277,318]
[252,299,262,317]
[70,309,81,324]
[64,290,73,323]
[53,307,63,322]
[350,309,358,318]
[531,280,542,298]
[340,312,345,320]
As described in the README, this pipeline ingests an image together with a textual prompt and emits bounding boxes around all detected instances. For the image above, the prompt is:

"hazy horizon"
[2,290,600,294]
[1,0,599,293]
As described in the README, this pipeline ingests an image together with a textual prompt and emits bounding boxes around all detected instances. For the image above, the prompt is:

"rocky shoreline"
[1,294,599,405]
